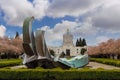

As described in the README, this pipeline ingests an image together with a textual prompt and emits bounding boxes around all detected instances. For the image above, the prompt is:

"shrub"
[0,59,22,68]
[0,69,120,80]
[90,58,120,67]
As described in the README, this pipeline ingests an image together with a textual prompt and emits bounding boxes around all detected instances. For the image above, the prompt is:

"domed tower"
[62,29,74,46]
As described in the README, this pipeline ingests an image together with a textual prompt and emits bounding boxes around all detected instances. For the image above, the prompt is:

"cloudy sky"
[0,0,120,46]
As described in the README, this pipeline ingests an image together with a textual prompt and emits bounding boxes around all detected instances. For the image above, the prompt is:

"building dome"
[63,29,74,46]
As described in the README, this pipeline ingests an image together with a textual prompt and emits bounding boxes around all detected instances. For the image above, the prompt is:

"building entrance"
[66,49,70,56]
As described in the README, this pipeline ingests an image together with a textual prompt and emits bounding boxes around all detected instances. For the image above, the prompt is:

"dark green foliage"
[0,59,22,68]
[76,37,87,47]
[76,39,79,46]
[82,38,87,46]
[90,58,120,67]
[60,51,65,58]
[0,69,120,80]
[78,38,82,46]
[1,53,20,59]
[15,32,19,39]
[81,48,87,55]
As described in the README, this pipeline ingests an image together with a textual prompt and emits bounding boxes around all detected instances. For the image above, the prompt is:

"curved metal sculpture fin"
[35,30,45,57]
[23,16,34,43]
[35,30,52,59]
[23,16,35,56]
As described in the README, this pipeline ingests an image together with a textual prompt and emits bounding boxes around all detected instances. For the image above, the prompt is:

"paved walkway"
[11,65,27,69]
[86,62,120,69]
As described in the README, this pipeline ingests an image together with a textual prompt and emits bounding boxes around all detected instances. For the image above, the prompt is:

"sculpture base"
[25,59,55,69]
[53,62,70,69]
[25,59,70,69]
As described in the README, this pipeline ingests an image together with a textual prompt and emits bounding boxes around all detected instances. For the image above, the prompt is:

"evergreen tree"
[15,32,19,39]
[76,39,79,46]
[79,38,82,46]
[60,51,65,58]
[76,37,87,47]
[81,48,87,55]
[82,38,87,46]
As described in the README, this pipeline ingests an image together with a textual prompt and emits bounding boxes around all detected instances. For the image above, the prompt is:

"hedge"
[90,58,120,67]
[0,59,22,68]
[0,69,120,80]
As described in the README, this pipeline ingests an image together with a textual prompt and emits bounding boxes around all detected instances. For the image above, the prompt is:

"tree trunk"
[110,54,113,59]
[118,54,120,59]
[114,54,118,60]
[0,53,1,59]
[15,53,17,58]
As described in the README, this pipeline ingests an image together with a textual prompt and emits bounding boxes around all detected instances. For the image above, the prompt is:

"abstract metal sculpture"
[22,16,89,69]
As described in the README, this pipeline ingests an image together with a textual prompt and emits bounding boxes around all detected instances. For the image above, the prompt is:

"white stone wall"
[49,46,85,56]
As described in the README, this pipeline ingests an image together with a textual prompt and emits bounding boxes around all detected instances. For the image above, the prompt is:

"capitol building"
[49,29,86,56]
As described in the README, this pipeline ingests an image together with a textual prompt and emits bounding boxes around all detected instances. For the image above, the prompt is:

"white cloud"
[1,0,120,33]
[47,0,104,17]
[1,0,120,46]
[41,20,78,46]
[0,25,6,37]
[96,36,109,44]
[73,17,99,36]
[0,0,49,26]
[41,19,99,46]
[91,0,120,33]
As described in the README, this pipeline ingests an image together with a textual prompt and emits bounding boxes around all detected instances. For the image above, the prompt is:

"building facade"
[49,29,85,56]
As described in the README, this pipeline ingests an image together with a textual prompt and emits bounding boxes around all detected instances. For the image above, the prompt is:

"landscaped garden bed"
[0,68,120,80]
[0,58,120,80]
[0,59,22,68]
[90,58,120,67]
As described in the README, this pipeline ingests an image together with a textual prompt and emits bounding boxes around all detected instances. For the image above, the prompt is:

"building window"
[66,49,70,56]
